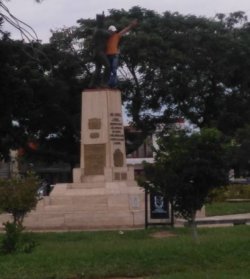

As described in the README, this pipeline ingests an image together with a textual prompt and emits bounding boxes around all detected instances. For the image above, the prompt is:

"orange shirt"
[106,33,122,55]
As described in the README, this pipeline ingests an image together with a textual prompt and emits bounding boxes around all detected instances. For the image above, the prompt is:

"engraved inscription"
[114,172,120,180]
[84,144,105,175]
[113,149,124,167]
[88,118,101,130]
[109,113,124,142]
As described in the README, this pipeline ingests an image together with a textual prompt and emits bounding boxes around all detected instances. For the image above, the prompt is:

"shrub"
[0,222,36,254]
[0,222,23,254]
[0,172,39,254]
[0,172,40,225]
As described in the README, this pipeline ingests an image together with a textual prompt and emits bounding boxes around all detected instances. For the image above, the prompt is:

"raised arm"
[119,19,138,36]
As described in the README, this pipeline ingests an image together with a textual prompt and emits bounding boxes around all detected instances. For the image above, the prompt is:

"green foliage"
[141,128,229,222]
[0,222,23,254]
[2,6,250,172]
[0,35,82,164]
[0,222,36,254]
[0,173,40,225]
[0,173,39,254]
[100,9,250,135]
[206,202,250,216]
[77,8,250,166]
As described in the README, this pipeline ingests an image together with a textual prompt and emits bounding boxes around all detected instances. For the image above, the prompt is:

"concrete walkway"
[1,212,250,230]
[177,213,250,227]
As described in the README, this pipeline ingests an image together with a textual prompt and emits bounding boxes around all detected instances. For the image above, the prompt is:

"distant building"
[2,122,187,182]
[0,150,19,178]
[125,126,155,177]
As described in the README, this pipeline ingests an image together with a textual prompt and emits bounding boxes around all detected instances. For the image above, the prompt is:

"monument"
[18,88,145,230]
[73,89,133,182]
[0,15,145,231]
[67,88,145,229]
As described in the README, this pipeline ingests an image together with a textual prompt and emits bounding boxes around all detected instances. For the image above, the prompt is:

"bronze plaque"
[90,132,100,139]
[113,149,124,167]
[88,118,101,130]
[84,144,106,175]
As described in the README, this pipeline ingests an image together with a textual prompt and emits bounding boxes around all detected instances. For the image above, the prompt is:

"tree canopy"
[0,25,83,164]
[140,127,229,224]
[1,6,250,173]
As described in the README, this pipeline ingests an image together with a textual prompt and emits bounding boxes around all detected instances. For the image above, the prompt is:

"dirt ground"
[150,231,176,238]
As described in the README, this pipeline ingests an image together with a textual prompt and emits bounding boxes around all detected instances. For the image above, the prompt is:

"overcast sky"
[2,0,250,42]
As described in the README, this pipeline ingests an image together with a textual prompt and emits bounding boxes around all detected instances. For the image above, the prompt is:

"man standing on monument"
[89,14,111,88]
[106,19,138,88]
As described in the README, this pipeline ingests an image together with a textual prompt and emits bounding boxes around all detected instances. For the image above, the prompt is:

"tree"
[0,32,84,166]
[140,128,229,239]
[75,8,250,147]
[17,40,84,167]
[0,35,32,160]
[0,173,39,225]
[0,17,88,164]
[2,7,250,172]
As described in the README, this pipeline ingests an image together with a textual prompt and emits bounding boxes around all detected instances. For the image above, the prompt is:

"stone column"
[73,89,134,183]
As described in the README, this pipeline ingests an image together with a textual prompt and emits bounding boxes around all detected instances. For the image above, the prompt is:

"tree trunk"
[189,211,200,243]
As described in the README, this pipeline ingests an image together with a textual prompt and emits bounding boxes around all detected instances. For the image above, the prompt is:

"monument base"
[0,89,146,231]
[16,178,145,230]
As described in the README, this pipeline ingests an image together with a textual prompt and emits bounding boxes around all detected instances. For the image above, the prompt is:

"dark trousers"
[108,54,119,87]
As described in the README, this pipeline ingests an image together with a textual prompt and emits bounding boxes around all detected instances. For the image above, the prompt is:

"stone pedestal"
[18,89,145,230]
[73,89,134,183]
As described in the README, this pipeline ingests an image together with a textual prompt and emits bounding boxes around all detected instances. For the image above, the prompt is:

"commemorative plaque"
[84,144,106,175]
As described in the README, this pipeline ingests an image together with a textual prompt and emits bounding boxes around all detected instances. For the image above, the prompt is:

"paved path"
[177,213,250,227]
[1,212,250,230]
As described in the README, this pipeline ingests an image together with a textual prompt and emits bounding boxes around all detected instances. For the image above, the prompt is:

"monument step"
[37,205,136,214]
[47,196,108,206]
[67,182,105,189]
[22,209,144,230]
[1,209,145,231]
[82,175,106,182]
[35,192,143,212]
[49,182,142,197]
[41,203,109,212]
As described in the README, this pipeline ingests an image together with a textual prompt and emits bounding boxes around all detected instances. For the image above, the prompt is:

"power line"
[0,1,39,42]
[0,1,53,72]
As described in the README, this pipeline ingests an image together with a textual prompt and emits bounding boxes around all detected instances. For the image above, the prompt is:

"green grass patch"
[0,226,250,279]
[211,184,250,202]
[206,201,250,216]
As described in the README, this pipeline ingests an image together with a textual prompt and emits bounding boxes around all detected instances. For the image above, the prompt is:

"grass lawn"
[0,226,250,279]
[206,202,250,216]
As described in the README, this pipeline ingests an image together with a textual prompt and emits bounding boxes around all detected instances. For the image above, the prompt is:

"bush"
[0,172,39,254]
[0,222,36,254]
[0,172,39,225]
[0,222,23,254]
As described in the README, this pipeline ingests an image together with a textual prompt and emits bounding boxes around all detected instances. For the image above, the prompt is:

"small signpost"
[145,190,174,228]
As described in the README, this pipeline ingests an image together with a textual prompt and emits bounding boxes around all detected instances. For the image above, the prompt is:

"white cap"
[108,25,117,32]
